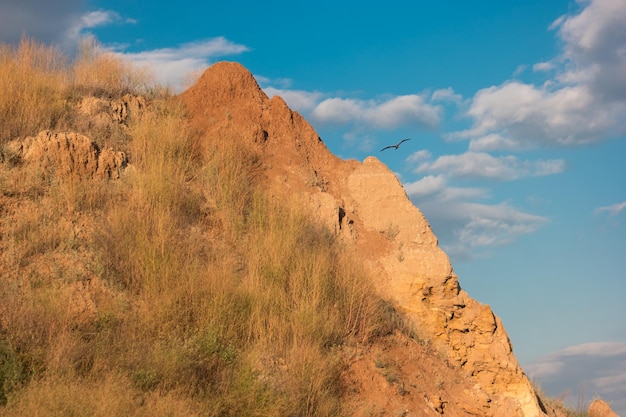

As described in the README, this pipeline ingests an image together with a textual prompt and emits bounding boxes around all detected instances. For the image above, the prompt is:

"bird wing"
[381,139,411,151]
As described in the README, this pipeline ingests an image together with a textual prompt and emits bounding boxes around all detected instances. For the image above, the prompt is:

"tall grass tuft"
[71,37,156,98]
[0,37,69,143]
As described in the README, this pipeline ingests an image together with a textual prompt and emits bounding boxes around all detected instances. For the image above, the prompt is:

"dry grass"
[72,37,157,98]
[0,38,69,143]
[0,37,405,416]
[1,374,203,417]
[0,37,158,148]
[533,380,589,417]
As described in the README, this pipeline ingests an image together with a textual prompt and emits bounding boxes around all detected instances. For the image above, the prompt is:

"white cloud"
[467,133,522,151]
[261,86,446,145]
[310,94,442,130]
[556,0,626,101]
[452,0,626,151]
[404,151,552,259]
[438,186,488,203]
[264,87,325,112]
[414,151,565,180]
[404,175,446,197]
[311,98,363,125]
[454,203,547,249]
[532,61,555,72]
[595,201,626,216]
[80,10,123,28]
[453,81,622,150]
[117,37,250,91]
[368,95,442,128]
[406,149,432,164]
[406,175,545,260]
[513,64,528,77]
[65,10,133,45]
[431,87,463,103]
[526,342,626,416]
[440,202,546,260]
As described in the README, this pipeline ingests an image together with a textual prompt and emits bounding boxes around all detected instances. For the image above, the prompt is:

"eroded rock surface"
[79,93,146,126]
[10,130,127,179]
[180,61,545,416]
[588,399,620,417]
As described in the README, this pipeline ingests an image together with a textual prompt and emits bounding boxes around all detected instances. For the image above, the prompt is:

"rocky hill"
[180,62,543,416]
[2,45,617,415]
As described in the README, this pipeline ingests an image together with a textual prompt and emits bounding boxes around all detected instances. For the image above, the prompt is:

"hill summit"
[180,62,545,416]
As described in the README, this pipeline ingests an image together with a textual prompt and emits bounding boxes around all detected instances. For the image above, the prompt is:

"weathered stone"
[179,61,547,416]
[588,399,619,417]
[80,93,146,125]
[13,130,127,178]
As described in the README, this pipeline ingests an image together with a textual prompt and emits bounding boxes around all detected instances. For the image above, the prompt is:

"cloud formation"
[401,0,626,259]
[555,0,626,102]
[263,86,443,134]
[405,175,546,259]
[414,151,566,180]
[309,94,442,130]
[0,0,81,45]
[526,342,626,416]
[595,201,626,216]
[263,87,324,113]
[0,2,136,52]
[65,10,135,45]
[453,0,626,151]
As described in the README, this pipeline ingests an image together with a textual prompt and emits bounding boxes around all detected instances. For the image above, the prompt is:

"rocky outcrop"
[346,157,541,416]
[180,61,545,416]
[79,93,146,126]
[588,400,620,417]
[8,130,127,179]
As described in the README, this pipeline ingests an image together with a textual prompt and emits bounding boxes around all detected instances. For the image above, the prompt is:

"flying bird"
[380,138,411,151]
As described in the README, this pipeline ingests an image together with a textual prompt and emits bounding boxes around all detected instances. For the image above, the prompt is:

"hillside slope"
[0,40,577,415]
[179,61,545,416]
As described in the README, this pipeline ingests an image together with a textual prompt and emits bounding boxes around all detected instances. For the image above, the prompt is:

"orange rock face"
[588,399,620,417]
[179,61,547,416]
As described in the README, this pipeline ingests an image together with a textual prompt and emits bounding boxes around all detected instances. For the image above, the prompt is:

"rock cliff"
[180,61,546,416]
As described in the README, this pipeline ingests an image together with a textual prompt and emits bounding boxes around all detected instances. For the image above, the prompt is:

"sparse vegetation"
[374,355,399,385]
[0,38,394,416]
[308,171,329,192]
[380,222,399,241]
[533,380,589,417]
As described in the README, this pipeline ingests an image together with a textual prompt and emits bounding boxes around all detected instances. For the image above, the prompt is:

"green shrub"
[0,336,23,405]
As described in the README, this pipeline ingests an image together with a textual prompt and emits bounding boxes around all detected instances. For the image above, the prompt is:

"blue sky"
[2,0,625,412]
